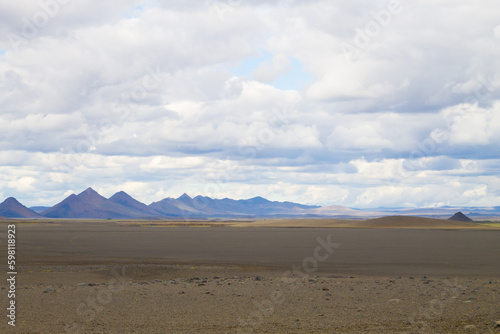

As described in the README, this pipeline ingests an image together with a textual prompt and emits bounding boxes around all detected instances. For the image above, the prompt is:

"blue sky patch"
[230,50,312,91]
[126,5,145,18]
[272,57,312,91]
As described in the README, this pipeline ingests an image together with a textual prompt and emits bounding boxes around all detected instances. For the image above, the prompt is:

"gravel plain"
[1,264,499,333]
[1,220,499,333]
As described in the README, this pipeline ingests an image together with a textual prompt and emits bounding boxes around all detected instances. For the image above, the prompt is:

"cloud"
[0,1,499,208]
[252,53,292,83]
[7,176,36,192]
[444,102,500,145]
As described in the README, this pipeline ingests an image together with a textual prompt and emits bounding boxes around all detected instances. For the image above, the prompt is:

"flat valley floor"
[1,220,500,333]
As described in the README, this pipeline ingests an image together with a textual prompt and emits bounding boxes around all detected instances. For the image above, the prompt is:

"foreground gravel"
[1,264,499,333]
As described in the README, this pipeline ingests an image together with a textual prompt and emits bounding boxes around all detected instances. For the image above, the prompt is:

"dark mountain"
[448,211,473,222]
[108,191,163,218]
[0,197,43,218]
[41,187,151,219]
[149,194,320,218]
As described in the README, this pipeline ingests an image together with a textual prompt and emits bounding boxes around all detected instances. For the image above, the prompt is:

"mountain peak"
[110,190,130,198]
[108,191,163,218]
[78,187,105,199]
[0,197,42,218]
[248,196,270,203]
[82,187,98,194]
[3,197,21,204]
[448,211,473,222]
[178,193,192,201]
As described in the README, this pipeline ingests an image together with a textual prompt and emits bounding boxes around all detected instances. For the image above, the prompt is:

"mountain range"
[41,188,164,219]
[149,193,317,217]
[0,187,499,220]
[0,187,319,219]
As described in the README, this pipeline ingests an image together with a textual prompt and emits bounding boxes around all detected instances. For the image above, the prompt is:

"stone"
[494,320,500,328]
[43,286,55,293]
[463,325,476,330]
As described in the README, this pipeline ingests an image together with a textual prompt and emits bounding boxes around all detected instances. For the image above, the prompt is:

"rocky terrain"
[1,264,499,333]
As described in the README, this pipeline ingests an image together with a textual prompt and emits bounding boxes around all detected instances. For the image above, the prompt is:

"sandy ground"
[1,219,500,333]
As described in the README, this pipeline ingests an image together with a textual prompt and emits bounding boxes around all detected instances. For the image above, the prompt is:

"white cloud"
[444,102,500,145]
[7,176,36,192]
[463,185,488,198]
[0,1,500,208]
[253,53,292,83]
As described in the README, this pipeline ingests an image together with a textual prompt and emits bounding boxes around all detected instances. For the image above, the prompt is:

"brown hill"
[353,216,478,228]
[237,216,483,228]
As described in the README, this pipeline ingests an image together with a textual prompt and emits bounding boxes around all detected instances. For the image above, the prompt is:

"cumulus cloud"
[445,102,500,145]
[252,53,292,83]
[0,1,499,208]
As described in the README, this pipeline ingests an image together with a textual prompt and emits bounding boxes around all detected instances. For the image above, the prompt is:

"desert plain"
[1,217,500,333]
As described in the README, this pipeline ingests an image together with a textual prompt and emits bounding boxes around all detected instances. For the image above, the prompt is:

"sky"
[0,0,499,208]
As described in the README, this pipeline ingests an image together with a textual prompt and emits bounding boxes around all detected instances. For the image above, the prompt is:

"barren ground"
[1,218,499,333]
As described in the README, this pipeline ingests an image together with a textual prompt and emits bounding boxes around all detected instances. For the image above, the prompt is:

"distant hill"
[354,216,478,228]
[233,216,488,229]
[448,212,473,222]
[149,194,320,218]
[0,197,44,218]
[108,191,163,218]
[30,206,51,213]
[41,188,157,219]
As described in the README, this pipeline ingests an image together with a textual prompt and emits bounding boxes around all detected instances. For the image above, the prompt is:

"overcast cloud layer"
[1,0,500,208]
